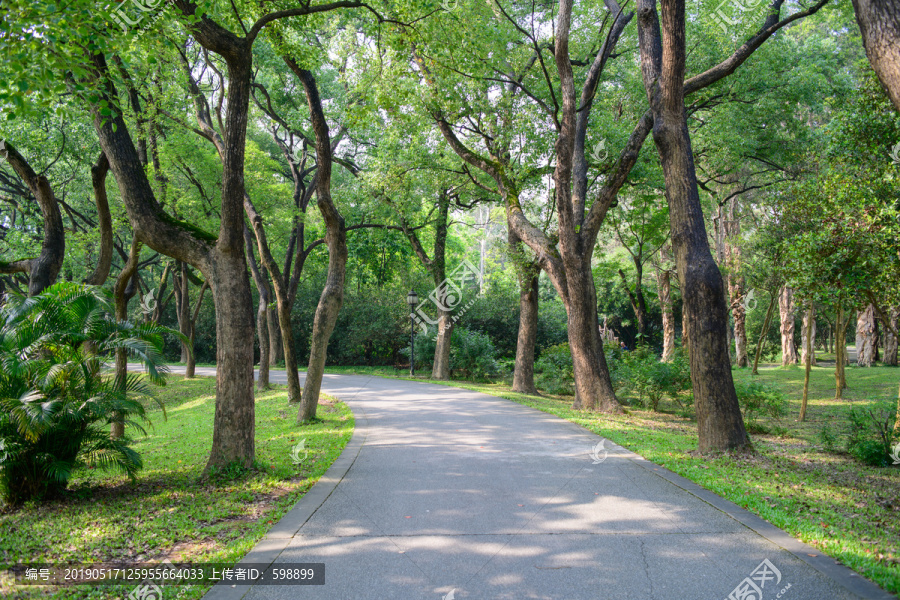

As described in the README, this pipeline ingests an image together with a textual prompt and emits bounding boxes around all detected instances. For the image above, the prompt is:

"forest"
[1,0,900,596]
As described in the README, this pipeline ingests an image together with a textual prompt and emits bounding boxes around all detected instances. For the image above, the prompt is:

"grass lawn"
[0,376,353,600]
[325,361,900,596]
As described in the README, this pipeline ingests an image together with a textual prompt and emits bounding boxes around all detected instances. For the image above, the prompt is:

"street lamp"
[406,290,418,377]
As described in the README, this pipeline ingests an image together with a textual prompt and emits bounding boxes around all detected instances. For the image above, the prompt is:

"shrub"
[450,328,500,381]
[615,347,692,411]
[734,381,788,426]
[847,401,897,466]
[534,343,575,396]
[0,283,172,505]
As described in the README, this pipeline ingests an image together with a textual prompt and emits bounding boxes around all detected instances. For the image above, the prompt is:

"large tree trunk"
[432,311,454,380]
[883,306,899,366]
[566,264,620,412]
[801,305,817,366]
[851,0,900,112]
[0,142,65,295]
[512,272,539,394]
[294,65,347,423]
[779,286,798,365]
[856,303,877,367]
[656,267,676,362]
[637,0,749,451]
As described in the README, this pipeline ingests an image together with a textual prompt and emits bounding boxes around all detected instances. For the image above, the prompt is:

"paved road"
[154,367,892,600]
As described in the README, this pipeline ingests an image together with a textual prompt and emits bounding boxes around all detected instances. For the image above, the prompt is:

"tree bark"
[835,304,849,399]
[511,239,540,394]
[779,286,798,365]
[851,0,900,112]
[883,306,899,366]
[84,152,113,286]
[800,301,813,421]
[619,266,648,344]
[637,0,749,451]
[0,141,65,295]
[111,238,141,440]
[293,64,347,423]
[656,267,676,362]
[245,226,271,390]
[856,304,877,367]
[725,200,748,367]
[801,305,817,366]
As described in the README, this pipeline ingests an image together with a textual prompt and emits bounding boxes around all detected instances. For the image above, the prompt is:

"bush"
[0,283,171,505]
[734,381,788,426]
[615,347,692,411]
[534,343,575,396]
[847,401,897,466]
[450,328,500,381]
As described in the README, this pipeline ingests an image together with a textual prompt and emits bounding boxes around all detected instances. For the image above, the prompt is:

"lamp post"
[406,290,418,377]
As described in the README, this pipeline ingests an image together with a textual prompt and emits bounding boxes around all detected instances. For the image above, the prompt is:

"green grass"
[0,377,353,599]
[325,361,900,596]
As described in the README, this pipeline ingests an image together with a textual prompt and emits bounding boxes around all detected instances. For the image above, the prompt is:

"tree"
[0,141,65,295]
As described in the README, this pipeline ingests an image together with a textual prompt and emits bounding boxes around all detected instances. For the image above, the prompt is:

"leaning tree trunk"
[801,305,817,366]
[857,304,877,367]
[0,142,65,295]
[779,286,798,365]
[884,307,899,366]
[637,0,749,451]
[295,65,347,423]
[656,267,676,362]
[851,0,900,112]
[268,299,283,366]
[512,272,539,394]
[245,227,271,390]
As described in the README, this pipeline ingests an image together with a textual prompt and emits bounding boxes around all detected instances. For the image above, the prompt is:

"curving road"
[151,367,892,600]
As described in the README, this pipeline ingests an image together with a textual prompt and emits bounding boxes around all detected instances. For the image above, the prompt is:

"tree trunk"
[112,238,141,439]
[566,265,620,413]
[753,292,778,376]
[84,152,113,286]
[512,272,539,394]
[883,307,899,366]
[656,267,676,362]
[637,0,749,451]
[245,227,271,390]
[268,301,283,365]
[91,39,257,473]
[294,65,347,423]
[856,304,877,367]
[618,265,648,344]
[175,262,193,366]
[801,305,817,366]
[835,304,849,399]
[0,142,65,295]
[779,286,798,365]
[432,310,454,380]
[851,0,900,112]
[800,303,813,421]
[725,200,748,367]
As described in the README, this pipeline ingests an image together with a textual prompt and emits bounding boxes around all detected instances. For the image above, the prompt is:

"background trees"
[1,0,898,457]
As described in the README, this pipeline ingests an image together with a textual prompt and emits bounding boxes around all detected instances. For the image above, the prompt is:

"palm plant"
[0,282,174,505]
